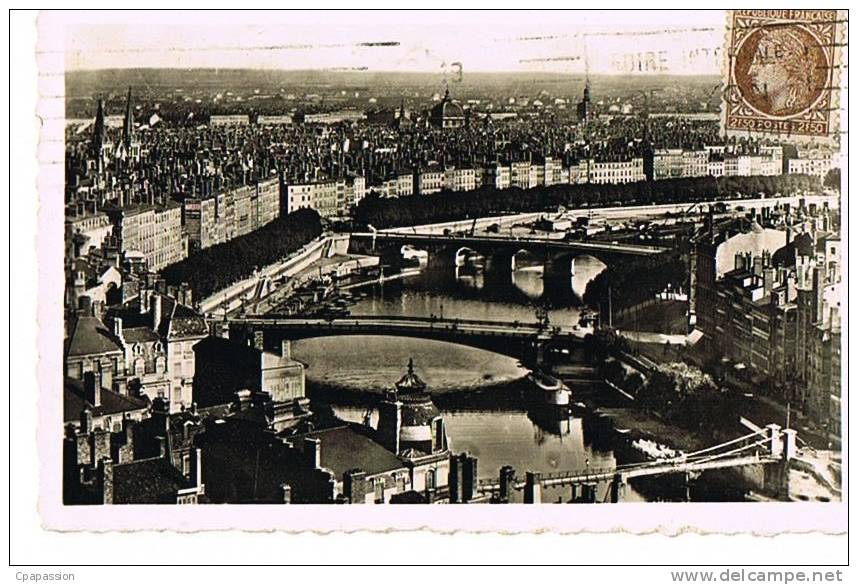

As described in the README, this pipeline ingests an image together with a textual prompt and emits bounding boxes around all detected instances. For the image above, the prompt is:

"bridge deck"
[226,315,591,340]
[478,453,780,492]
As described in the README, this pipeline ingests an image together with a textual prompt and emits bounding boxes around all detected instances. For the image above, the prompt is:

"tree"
[602,359,627,387]
[638,362,721,430]
[823,168,841,191]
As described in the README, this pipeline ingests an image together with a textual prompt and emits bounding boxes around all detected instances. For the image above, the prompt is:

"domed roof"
[401,398,440,427]
[430,88,465,121]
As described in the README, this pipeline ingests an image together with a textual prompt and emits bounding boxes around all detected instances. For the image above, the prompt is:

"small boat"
[527,371,572,414]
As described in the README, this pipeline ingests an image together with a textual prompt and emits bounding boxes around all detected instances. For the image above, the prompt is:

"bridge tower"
[523,471,542,504]
[498,465,516,503]
[762,424,797,500]
[609,473,625,503]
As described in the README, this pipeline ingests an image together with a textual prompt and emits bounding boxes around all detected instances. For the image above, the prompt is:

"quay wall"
[198,234,351,316]
[382,194,839,235]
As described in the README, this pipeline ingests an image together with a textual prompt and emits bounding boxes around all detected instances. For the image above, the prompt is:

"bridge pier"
[523,471,542,504]
[580,483,597,503]
[543,253,574,290]
[483,250,516,290]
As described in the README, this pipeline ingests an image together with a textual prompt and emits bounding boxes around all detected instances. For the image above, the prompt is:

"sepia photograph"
[22,7,848,550]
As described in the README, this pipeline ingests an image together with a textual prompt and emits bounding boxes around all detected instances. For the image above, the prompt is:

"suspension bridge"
[477,424,797,503]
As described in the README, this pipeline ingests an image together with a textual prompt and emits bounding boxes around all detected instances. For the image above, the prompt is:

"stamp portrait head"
[734,24,829,118]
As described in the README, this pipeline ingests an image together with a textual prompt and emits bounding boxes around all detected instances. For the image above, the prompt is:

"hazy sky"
[50,10,725,75]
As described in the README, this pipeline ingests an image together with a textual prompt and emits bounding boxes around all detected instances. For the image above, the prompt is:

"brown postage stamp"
[722,9,845,142]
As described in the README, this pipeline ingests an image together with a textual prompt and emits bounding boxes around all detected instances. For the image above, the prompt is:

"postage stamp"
[722,9,845,142]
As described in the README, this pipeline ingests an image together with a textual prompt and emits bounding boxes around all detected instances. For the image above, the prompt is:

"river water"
[290,254,659,501]
[285,252,755,502]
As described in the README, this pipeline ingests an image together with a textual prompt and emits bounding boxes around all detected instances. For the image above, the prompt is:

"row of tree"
[583,251,688,313]
[354,173,823,229]
[161,208,322,300]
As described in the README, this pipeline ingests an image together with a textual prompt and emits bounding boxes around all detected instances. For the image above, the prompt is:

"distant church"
[429,87,466,129]
[576,79,595,122]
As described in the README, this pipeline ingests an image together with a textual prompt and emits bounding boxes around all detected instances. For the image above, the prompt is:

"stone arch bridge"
[349,232,667,288]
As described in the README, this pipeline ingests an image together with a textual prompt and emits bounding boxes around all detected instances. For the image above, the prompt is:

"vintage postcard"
[35,9,846,535]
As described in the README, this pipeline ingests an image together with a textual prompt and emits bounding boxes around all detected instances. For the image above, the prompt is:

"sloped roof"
[64,377,149,423]
[112,457,195,504]
[772,232,814,268]
[65,315,124,357]
[123,326,160,344]
[158,296,208,339]
[298,425,406,478]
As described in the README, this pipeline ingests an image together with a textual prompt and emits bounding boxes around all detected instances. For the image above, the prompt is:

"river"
[289,254,676,501]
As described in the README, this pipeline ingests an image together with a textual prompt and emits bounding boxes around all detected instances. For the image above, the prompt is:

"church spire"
[122,86,134,145]
[92,97,105,153]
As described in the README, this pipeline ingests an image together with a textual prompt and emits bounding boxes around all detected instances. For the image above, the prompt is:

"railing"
[476,427,787,493]
[354,231,666,254]
[222,314,591,340]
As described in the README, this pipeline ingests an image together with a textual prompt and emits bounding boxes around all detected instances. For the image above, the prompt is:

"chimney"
[99,361,113,397]
[280,340,291,359]
[80,408,93,434]
[152,395,170,431]
[151,293,162,330]
[157,436,168,458]
[113,316,124,343]
[753,255,764,277]
[303,437,321,469]
[234,389,252,411]
[122,415,134,447]
[139,287,150,314]
[91,427,111,465]
[97,458,114,505]
[253,330,264,351]
[763,268,775,294]
[189,447,203,489]
[786,272,797,302]
[343,469,367,504]
[78,295,93,316]
[279,483,292,504]
[84,370,101,408]
[829,306,840,333]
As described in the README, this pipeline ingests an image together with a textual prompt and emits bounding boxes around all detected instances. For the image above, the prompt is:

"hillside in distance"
[67,68,719,99]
